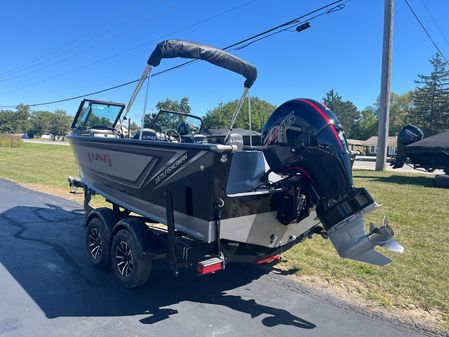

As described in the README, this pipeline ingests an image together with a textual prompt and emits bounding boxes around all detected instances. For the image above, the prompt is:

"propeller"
[368,216,404,254]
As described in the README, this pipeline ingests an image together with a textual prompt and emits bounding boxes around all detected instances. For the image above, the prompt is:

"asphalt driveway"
[0,179,438,337]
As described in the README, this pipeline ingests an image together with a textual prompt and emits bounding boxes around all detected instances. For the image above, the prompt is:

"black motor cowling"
[261,98,364,229]
[392,124,424,168]
[398,124,424,148]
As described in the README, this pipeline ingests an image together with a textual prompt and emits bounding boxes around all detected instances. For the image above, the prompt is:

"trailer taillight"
[197,257,223,275]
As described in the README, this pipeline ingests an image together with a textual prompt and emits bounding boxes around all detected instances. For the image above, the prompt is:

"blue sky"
[1,0,448,122]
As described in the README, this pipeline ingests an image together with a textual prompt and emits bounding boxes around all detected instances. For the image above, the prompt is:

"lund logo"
[154,153,188,185]
[87,151,112,167]
[263,111,295,149]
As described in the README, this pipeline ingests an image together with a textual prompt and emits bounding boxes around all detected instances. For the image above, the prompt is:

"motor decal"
[262,111,296,149]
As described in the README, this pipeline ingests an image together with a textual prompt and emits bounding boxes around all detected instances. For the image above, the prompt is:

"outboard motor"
[261,99,404,265]
[392,124,424,168]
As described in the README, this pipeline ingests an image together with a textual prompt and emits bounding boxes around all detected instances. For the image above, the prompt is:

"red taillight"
[197,257,223,275]
[256,255,281,265]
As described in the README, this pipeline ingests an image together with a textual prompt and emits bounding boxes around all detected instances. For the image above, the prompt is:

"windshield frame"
[71,99,126,130]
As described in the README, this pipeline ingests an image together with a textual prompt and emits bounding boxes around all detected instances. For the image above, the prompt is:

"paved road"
[0,180,439,337]
[22,139,69,146]
[352,159,444,175]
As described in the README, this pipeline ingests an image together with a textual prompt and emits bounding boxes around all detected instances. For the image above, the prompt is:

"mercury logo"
[263,111,296,149]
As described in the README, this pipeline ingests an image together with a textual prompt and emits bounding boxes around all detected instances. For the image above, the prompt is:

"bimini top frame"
[121,40,258,140]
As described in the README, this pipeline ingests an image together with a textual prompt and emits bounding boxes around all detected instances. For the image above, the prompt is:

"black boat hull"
[68,135,319,247]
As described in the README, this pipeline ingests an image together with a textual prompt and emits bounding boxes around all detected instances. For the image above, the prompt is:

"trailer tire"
[111,229,151,288]
[435,174,449,188]
[85,217,111,269]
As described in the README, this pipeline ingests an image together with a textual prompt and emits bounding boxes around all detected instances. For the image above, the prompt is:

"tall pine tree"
[411,53,449,136]
[322,89,359,137]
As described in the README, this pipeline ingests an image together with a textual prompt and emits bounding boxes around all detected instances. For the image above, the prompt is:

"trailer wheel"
[111,229,151,288]
[435,174,449,188]
[85,217,110,269]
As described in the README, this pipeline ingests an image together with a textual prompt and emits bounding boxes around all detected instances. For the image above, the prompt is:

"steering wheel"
[164,129,181,143]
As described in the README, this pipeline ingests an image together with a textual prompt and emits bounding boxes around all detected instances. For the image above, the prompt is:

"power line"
[0,0,345,108]
[233,3,347,50]
[0,2,180,79]
[404,0,448,64]
[0,0,258,92]
[418,0,449,48]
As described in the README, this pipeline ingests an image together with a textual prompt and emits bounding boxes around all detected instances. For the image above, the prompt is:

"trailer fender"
[111,217,161,256]
[85,208,120,241]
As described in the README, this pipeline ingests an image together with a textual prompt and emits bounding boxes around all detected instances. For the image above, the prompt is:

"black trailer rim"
[88,227,103,260]
[115,241,134,277]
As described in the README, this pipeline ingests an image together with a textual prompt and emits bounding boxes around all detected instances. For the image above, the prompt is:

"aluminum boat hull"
[68,135,319,247]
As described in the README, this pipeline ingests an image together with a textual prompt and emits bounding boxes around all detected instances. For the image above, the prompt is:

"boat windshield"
[72,100,125,130]
[149,110,202,135]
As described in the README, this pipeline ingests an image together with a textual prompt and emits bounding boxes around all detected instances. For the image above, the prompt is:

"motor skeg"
[261,98,353,207]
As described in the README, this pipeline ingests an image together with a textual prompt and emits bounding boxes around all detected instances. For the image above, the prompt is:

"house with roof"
[347,136,398,157]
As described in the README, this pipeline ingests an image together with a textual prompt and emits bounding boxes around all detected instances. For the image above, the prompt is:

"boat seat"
[87,128,119,138]
[228,133,244,151]
[133,128,157,141]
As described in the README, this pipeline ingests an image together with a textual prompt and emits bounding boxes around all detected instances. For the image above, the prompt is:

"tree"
[156,97,191,113]
[49,109,71,140]
[0,105,31,134]
[351,106,378,140]
[389,92,413,135]
[203,97,275,130]
[0,110,16,133]
[369,92,413,135]
[322,90,359,137]
[410,53,449,136]
[29,111,53,137]
[143,97,192,128]
[15,104,31,134]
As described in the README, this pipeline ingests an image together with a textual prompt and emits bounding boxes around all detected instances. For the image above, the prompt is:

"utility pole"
[376,0,394,171]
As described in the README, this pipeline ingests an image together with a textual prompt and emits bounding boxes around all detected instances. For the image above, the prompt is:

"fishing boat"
[393,124,449,174]
[68,40,403,287]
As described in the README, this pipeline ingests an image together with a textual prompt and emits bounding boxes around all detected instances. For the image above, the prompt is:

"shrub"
[0,134,22,148]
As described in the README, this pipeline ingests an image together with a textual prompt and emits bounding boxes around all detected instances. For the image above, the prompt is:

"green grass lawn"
[1,143,448,328]
[284,170,449,328]
[0,143,78,188]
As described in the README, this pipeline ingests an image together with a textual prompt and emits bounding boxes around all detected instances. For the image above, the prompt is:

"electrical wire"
[0,0,345,108]
[233,3,347,50]
[418,0,449,48]
[0,0,256,84]
[0,0,258,94]
[404,0,449,64]
[0,4,167,79]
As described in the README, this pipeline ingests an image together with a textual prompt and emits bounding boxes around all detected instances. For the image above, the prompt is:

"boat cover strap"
[147,40,257,88]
